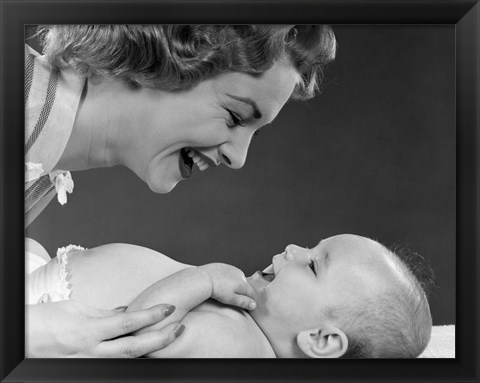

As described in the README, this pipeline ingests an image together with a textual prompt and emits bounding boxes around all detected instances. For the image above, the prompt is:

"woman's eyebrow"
[225,94,262,119]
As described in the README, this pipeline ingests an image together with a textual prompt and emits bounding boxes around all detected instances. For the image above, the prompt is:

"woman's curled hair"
[38,25,336,100]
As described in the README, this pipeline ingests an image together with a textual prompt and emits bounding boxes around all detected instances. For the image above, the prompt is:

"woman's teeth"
[186,148,209,171]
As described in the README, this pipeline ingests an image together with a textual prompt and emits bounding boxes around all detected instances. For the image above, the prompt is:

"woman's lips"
[179,147,218,179]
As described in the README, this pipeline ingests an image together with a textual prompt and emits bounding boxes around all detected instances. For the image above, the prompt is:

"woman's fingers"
[94,304,176,340]
[96,322,185,358]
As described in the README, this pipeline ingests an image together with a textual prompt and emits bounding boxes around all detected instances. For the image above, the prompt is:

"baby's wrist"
[196,264,216,298]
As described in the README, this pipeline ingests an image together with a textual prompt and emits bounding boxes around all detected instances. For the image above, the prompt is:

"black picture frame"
[1,0,478,382]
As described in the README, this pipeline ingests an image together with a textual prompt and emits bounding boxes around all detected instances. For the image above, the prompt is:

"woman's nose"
[220,131,253,169]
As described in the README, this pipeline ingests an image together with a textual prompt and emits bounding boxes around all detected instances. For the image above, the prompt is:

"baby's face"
[247,234,405,341]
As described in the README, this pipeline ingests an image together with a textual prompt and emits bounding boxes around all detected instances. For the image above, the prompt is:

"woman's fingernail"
[114,306,128,312]
[249,301,256,310]
[164,305,176,316]
[174,324,185,338]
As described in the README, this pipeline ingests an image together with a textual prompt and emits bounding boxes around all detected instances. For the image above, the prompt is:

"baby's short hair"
[336,244,434,358]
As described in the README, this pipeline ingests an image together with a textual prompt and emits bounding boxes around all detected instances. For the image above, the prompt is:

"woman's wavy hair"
[37,24,336,100]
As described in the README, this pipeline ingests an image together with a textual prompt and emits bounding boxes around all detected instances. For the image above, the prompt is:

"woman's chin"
[146,178,179,194]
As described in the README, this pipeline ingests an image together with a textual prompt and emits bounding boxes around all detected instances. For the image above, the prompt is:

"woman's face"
[127,59,299,193]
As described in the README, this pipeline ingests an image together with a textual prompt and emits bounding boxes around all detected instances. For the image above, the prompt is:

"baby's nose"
[284,244,310,262]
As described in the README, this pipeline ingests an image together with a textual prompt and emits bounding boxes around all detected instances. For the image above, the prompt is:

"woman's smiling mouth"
[179,148,194,178]
[179,147,218,179]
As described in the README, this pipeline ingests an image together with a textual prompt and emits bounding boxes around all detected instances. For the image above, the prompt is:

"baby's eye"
[309,260,316,275]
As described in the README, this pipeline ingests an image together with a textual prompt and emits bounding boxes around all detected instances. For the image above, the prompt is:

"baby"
[26,234,432,358]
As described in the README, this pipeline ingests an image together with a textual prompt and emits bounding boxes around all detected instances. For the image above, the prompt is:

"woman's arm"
[26,301,182,357]
[25,243,191,357]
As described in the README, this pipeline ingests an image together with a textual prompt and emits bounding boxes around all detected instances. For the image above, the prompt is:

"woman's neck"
[53,77,133,172]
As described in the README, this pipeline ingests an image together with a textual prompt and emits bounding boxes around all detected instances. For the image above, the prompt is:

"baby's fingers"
[233,282,257,310]
[231,294,257,311]
[236,280,257,301]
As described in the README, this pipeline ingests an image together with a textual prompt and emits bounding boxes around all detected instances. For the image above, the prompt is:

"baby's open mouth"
[260,271,275,282]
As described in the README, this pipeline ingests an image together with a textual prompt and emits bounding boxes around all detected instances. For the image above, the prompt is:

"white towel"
[419,325,455,358]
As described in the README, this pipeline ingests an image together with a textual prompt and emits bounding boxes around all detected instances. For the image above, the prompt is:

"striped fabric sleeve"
[24,44,84,223]
[25,45,35,107]
[25,54,59,154]
[24,46,57,217]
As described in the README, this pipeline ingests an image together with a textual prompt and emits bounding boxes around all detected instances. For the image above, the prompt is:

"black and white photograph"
[23,23,457,360]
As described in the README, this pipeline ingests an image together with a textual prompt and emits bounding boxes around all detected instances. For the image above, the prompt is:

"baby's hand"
[199,263,257,311]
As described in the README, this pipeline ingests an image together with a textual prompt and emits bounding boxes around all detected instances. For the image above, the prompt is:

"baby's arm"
[126,267,212,333]
[126,263,257,335]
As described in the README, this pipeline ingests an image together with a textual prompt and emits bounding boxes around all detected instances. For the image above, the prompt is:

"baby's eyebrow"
[322,252,331,269]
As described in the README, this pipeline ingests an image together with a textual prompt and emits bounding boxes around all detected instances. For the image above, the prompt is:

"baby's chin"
[246,274,259,288]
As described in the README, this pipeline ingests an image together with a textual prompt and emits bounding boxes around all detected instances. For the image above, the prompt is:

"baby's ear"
[296,326,348,358]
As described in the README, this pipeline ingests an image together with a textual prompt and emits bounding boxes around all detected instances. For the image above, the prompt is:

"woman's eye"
[226,109,245,128]
[309,261,316,275]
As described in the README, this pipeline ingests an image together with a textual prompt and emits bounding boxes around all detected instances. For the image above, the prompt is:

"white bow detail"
[25,162,44,182]
[50,171,74,205]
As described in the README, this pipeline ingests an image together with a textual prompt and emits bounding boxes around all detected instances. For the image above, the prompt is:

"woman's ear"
[296,326,348,358]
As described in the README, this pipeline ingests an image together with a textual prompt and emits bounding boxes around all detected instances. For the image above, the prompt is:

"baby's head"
[247,234,433,358]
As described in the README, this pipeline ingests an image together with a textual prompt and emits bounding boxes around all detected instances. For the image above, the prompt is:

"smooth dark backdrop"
[26,25,455,325]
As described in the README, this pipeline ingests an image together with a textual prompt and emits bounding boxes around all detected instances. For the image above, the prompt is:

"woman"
[25,24,336,357]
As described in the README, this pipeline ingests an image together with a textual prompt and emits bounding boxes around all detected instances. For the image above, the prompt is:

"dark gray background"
[26,25,455,325]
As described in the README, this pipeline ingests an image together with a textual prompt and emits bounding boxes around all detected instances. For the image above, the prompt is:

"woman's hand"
[199,263,257,310]
[26,300,185,358]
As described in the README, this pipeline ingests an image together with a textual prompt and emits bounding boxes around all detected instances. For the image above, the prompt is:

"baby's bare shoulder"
[150,303,271,358]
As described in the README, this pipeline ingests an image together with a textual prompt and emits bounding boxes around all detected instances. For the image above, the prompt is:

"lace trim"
[55,244,85,300]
